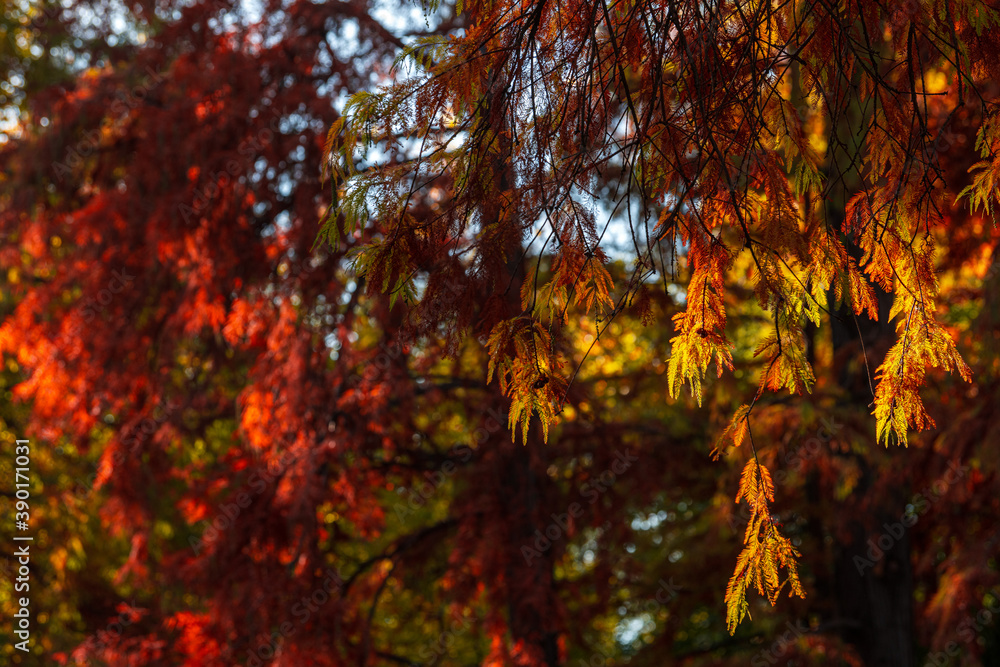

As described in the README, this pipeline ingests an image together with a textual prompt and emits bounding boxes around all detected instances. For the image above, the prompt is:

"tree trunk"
[827,242,915,666]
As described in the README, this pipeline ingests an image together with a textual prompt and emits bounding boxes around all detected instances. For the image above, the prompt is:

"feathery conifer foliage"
[2,0,1000,663]
[324,0,1000,633]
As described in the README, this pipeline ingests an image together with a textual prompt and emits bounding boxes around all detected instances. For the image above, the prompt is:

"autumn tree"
[1,0,441,662]
[324,0,1000,662]
[2,0,1000,665]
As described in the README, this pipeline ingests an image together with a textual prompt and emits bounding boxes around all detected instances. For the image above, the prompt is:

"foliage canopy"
[0,0,999,663]
[324,0,1000,634]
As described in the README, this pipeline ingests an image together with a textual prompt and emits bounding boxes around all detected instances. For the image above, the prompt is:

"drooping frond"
[725,459,805,634]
